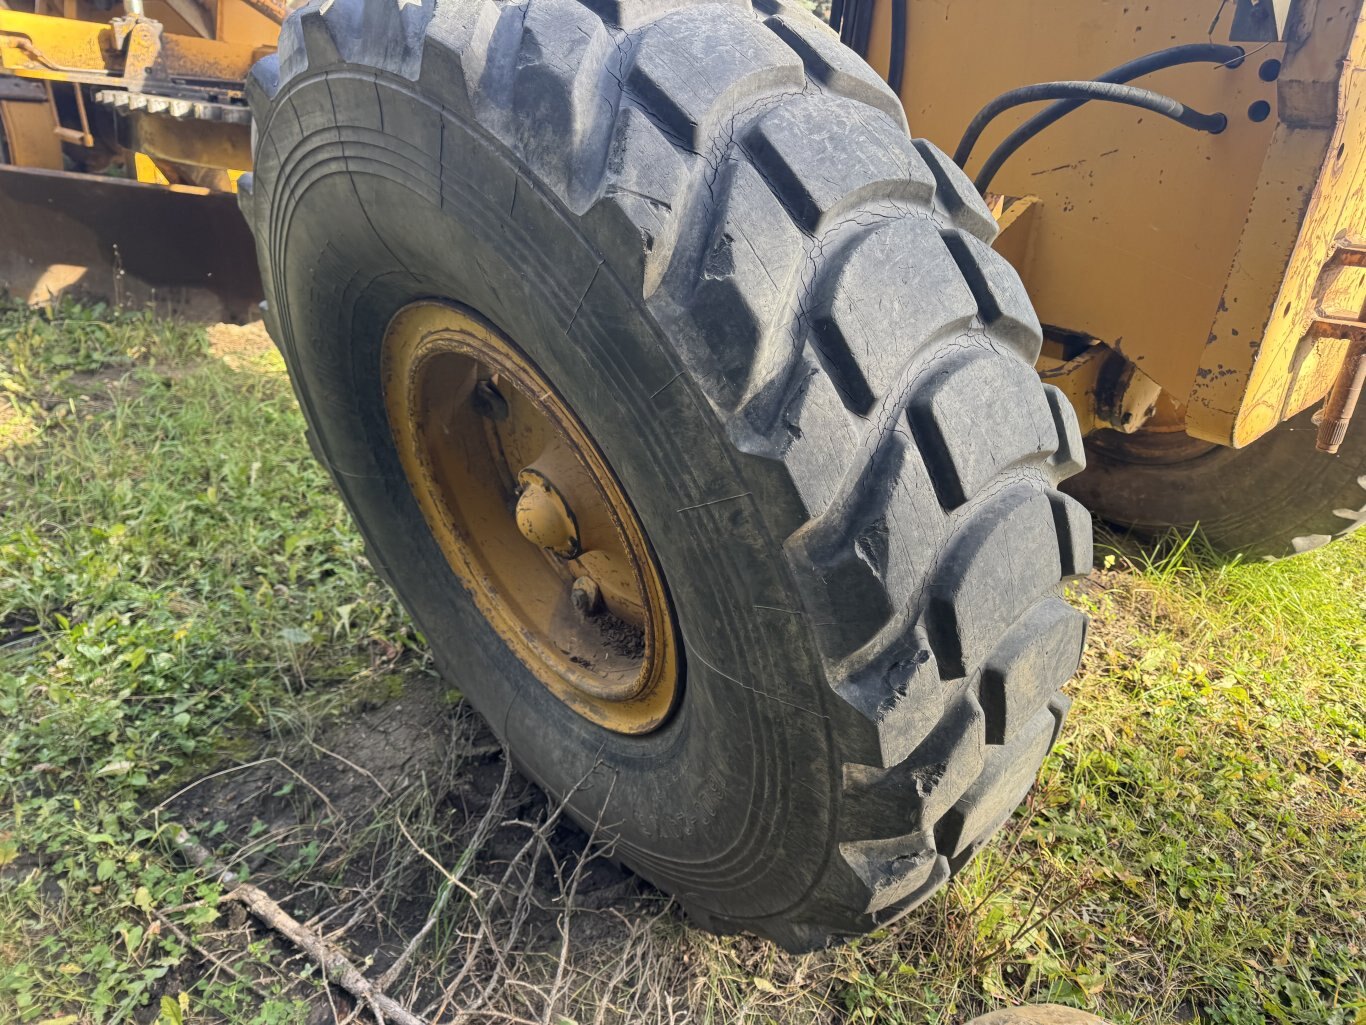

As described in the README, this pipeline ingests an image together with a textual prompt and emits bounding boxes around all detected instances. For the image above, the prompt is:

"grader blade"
[0,165,260,322]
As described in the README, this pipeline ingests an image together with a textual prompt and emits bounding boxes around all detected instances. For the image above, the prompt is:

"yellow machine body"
[860,0,1366,449]
[0,0,272,315]
[3,0,1366,449]
[0,0,269,174]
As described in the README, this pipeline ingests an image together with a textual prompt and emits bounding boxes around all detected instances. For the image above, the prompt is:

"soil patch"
[158,672,668,1022]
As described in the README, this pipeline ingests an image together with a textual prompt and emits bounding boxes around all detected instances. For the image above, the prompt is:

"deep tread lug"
[941,228,1043,360]
[979,597,1086,746]
[745,93,935,231]
[511,0,616,196]
[658,157,806,407]
[244,52,281,110]
[584,106,689,297]
[841,700,985,841]
[814,218,977,414]
[295,2,342,70]
[834,637,943,769]
[418,0,501,117]
[762,14,906,127]
[1051,492,1095,579]
[937,706,1057,859]
[874,854,950,923]
[838,834,940,914]
[627,4,803,151]
[925,486,1064,679]
[913,140,997,244]
[908,349,1059,508]
[1043,383,1087,480]
[770,352,864,516]
[322,0,423,75]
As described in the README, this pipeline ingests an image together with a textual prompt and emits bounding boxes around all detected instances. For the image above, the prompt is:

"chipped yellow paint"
[1192,7,1366,446]
[868,1,1283,406]
[869,0,1366,447]
[0,4,271,92]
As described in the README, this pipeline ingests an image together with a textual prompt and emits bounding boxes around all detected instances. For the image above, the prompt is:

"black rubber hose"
[852,0,874,61]
[838,0,853,46]
[953,80,1229,176]
[886,0,907,93]
[971,43,1244,193]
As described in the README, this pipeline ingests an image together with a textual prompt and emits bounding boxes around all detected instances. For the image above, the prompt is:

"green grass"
[0,304,414,1024]
[0,302,1362,1024]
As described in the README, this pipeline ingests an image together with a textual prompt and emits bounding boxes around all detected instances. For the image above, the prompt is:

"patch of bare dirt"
[206,321,276,371]
[158,673,680,1024]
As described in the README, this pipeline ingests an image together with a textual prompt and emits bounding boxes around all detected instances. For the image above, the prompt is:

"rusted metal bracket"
[1306,238,1366,453]
[44,78,90,146]
[1308,318,1366,453]
[108,16,165,87]
[1037,342,1163,436]
[1321,239,1366,269]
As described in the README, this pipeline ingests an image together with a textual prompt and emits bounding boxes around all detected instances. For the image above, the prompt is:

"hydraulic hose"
[970,43,1245,193]
[886,0,907,93]
[953,81,1229,186]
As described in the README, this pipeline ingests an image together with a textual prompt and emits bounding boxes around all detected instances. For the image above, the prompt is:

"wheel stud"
[571,576,602,617]
[471,378,509,421]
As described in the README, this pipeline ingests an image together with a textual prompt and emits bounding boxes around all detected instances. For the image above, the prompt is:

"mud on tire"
[240,0,1093,948]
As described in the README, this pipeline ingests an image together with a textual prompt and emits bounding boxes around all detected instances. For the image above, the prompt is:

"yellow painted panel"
[1195,15,1366,445]
[215,0,280,50]
[872,0,1366,445]
[0,97,62,168]
[882,1,1283,403]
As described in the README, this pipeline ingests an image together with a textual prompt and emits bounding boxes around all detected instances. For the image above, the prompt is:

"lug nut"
[571,576,602,617]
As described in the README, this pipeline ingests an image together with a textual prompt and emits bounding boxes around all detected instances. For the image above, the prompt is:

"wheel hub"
[1087,395,1219,465]
[515,469,581,558]
[381,301,679,734]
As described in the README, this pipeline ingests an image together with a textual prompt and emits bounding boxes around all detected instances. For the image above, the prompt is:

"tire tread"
[246,0,1092,947]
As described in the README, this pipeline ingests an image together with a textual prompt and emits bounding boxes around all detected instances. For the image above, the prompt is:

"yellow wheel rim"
[381,301,680,734]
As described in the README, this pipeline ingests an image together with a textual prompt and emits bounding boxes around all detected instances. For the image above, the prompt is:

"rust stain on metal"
[1309,325,1366,452]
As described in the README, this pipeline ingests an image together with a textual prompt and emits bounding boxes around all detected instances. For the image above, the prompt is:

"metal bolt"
[471,379,509,421]
[571,576,602,617]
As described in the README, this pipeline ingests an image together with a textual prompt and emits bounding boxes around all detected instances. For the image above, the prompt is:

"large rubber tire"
[1067,408,1366,561]
[241,0,1092,948]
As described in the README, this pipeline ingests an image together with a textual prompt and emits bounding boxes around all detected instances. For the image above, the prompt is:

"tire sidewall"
[1067,407,1366,558]
[257,69,843,920]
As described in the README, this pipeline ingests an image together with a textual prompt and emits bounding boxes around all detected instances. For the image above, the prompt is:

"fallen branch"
[171,828,424,1025]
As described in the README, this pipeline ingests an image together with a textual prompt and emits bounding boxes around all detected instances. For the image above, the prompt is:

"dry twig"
[378,759,515,991]
[171,828,424,1025]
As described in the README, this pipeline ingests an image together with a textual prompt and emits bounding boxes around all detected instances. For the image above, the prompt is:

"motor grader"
[2,0,1363,949]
